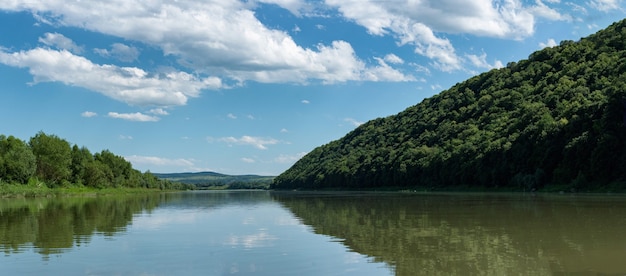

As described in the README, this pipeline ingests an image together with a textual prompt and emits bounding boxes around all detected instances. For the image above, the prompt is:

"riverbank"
[0,182,184,198]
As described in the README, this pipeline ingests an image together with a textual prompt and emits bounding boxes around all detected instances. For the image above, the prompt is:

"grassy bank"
[0,181,180,198]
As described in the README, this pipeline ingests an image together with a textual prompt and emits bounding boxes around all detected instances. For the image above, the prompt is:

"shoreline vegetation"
[0,131,194,198]
[0,182,177,198]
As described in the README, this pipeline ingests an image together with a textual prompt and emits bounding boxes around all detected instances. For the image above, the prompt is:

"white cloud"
[280,128,288,133]
[466,52,504,69]
[119,135,133,140]
[217,135,279,150]
[324,0,572,71]
[363,57,414,81]
[149,108,169,115]
[108,112,160,122]
[411,63,431,75]
[227,113,237,119]
[241,157,256,163]
[81,111,97,117]
[124,155,195,167]
[588,0,622,11]
[301,99,310,104]
[529,0,572,21]
[274,152,307,163]
[539,38,558,48]
[0,0,418,85]
[257,0,307,16]
[567,2,588,14]
[344,117,364,127]
[383,53,404,64]
[38,32,83,54]
[0,48,221,106]
[94,43,140,62]
[247,114,255,120]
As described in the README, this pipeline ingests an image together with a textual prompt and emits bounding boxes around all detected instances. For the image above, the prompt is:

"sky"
[0,0,624,176]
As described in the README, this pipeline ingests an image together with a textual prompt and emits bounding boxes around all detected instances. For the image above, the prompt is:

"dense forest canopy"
[0,132,192,190]
[272,19,626,191]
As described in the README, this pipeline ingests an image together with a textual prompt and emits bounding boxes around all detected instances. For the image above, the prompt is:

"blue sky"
[0,1,624,175]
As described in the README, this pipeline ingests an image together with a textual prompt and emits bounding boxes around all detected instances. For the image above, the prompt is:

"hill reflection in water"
[272,191,626,275]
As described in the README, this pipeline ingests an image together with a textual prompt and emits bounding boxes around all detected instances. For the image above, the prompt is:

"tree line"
[0,132,193,190]
[272,19,626,191]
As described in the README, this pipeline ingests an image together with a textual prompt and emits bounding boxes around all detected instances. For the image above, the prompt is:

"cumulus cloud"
[214,135,279,150]
[301,100,310,104]
[384,53,404,64]
[0,48,221,106]
[0,1,399,84]
[256,0,307,16]
[529,0,572,21]
[0,0,580,92]
[466,52,504,69]
[81,111,97,117]
[149,108,169,115]
[94,43,140,62]
[38,32,83,54]
[539,38,558,48]
[227,113,237,119]
[363,57,414,81]
[108,112,160,122]
[324,0,572,71]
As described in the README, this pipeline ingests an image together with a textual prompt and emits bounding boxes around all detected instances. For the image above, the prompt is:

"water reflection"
[0,191,393,275]
[3,191,625,275]
[272,192,626,275]
[0,193,167,256]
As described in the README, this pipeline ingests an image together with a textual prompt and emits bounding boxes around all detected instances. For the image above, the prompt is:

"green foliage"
[0,135,36,183]
[0,132,193,192]
[29,132,72,185]
[273,19,626,191]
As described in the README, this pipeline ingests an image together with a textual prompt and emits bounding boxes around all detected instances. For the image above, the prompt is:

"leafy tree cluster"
[272,19,626,191]
[0,132,192,190]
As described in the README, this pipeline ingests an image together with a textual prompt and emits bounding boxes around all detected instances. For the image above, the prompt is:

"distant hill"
[154,172,274,189]
[272,19,626,192]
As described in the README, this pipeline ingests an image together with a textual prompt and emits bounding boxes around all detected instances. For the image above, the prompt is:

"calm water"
[1,191,626,275]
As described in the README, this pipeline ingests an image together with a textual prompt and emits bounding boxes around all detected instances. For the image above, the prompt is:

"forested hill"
[154,172,274,189]
[272,19,626,192]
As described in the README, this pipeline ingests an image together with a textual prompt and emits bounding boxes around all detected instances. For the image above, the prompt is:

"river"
[1,190,625,275]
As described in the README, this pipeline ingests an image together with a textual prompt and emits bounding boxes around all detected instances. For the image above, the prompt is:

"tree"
[70,145,93,185]
[29,132,72,185]
[0,135,36,183]
[94,150,132,187]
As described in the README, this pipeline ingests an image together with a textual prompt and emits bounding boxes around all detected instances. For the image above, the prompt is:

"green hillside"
[272,19,626,192]
[154,172,274,189]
